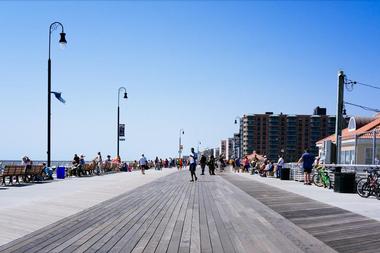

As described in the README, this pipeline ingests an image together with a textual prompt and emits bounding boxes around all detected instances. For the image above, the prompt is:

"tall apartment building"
[226,138,234,160]
[233,133,241,159]
[239,107,346,162]
[220,140,227,159]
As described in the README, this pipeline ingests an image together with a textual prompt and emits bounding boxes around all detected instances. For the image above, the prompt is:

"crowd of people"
[3,148,318,188]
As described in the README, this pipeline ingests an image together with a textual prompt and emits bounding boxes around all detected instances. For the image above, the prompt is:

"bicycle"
[312,166,333,189]
[357,168,380,199]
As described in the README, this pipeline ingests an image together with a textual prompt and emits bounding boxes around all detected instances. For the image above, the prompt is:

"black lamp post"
[234,116,241,158]
[117,87,128,158]
[179,128,184,159]
[47,22,67,167]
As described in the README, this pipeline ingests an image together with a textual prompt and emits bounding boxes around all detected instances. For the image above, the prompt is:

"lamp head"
[234,119,237,124]
[123,92,128,99]
[182,130,184,135]
[59,32,67,48]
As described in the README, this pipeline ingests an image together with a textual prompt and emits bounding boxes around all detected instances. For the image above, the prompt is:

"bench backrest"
[2,165,17,176]
[28,165,44,175]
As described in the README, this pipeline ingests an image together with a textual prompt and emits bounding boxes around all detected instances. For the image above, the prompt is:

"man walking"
[298,149,315,185]
[189,148,198,182]
[200,154,207,175]
[276,154,284,178]
[208,155,216,175]
[139,154,147,175]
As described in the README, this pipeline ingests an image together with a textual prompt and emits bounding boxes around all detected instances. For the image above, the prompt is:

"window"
[365,148,373,164]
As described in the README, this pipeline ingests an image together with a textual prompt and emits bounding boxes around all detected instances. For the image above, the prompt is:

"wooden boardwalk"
[0,171,335,253]
[222,173,380,253]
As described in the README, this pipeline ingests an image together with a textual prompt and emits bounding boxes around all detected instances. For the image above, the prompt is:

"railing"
[283,163,378,182]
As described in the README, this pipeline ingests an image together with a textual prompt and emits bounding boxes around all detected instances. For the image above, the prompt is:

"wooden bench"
[83,162,96,175]
[25,165,44,182]
[1,165,26,185]
[102,162,111,172]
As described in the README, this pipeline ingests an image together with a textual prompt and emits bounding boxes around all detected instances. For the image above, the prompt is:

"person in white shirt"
[276,155,284,178]
[188,148,198,182]
[139,154,147,175]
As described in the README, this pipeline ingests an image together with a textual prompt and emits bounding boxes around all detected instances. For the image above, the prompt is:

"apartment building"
[239,107,344,162]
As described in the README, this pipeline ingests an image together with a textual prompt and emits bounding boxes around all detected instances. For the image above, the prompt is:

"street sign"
[119,124,125,137]
[119,138,125,141]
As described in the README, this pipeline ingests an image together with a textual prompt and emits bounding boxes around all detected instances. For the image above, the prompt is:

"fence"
[283,163,379,183]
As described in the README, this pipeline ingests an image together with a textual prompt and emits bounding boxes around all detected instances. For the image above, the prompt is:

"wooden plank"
[166,178,193,253]
[131,182,190,253]
[208,182,247,253]
[190,181,201,253]
[93,181,178,252]
[0,177,169,253]
[220,173,337,253]
[201,179,224,253]
[198,182,212,253]
[178,182,195,253]
[151,182,192,253]
[67,183,168,253]
[203,181,236,253]
[109,182,182,252]
[41,179,176,253]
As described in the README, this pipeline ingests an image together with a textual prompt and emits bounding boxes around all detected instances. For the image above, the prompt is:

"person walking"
[189,148,198,182]
[276,154,284,178]
[298,149,315,185]
[95,152,103,175]
[200,154,207,175]
[208,155,216,175]
[155,157,160,170]
[234,157,240,173]
[139,154,147,175]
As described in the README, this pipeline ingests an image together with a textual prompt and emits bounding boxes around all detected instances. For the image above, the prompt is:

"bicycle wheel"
[360,182,372,198]
[356,178,368,197]
[312,173,323,187]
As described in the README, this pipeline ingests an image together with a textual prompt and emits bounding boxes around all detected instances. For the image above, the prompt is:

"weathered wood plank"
[198,182,212,253]
[150,182,191,253]
[199,181,224,253]
[130,183,189,253]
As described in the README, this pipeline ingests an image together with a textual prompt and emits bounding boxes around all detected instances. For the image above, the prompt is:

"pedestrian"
[200,154,207,175]
[139,154,147,175]
[234,157,240,173]
[189,147,198,182]
[95,152,102,175]
[243,156,250,173]
[208,155,216,175]
[298,149,315,185]
[276,154,284,178]
[155,157,160,170]
[78,154,85,176]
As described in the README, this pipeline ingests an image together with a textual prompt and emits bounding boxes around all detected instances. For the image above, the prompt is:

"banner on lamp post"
[119,124,125,138]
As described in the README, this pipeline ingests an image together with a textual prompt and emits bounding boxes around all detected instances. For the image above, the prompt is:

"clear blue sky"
[1,1,380,161]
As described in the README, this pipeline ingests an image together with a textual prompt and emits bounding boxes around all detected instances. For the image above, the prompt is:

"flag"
[51,91,66,104]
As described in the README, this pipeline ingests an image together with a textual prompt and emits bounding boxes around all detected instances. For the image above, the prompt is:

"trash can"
[334,172,356,193]
[56,166,65,179]
[280,167,290,180]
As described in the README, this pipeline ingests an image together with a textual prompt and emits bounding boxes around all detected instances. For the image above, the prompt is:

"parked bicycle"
[357,168,380,199]
[312,166,333,189]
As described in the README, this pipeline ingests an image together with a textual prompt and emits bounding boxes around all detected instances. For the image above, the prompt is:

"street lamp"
[179,128,184,159]
[234,116,241,158]
[117,87,128,158]
[47,22,67,167]
[197,141,201,157]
